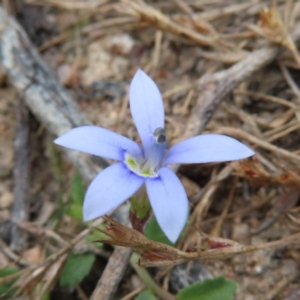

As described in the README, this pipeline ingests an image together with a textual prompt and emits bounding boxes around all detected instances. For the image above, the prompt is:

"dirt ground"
[0,0,300,299]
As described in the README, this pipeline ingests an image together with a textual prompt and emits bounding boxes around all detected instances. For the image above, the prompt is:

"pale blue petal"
[83,162,144,221]
[130,69,164,156]
[54,126,143,161]
[164,134,255,165]
[145,167,188,243]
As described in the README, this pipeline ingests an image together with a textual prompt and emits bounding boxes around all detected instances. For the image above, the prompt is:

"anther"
[153,127,167,145]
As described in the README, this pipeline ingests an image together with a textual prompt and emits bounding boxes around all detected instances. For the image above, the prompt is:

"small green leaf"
[177,276,238,300]
[60,254,95,287]
[0,266,18,297]
[135,290,158,300]
[86,226,108,248]
[70,172,85,205]
[144,215,173,246]
[67,204,83,221]
[67,172,85,220]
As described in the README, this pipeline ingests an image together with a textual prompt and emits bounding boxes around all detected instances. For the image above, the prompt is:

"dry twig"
[0,6,100,182]
[90,247,132,300]
[10,96,29,253]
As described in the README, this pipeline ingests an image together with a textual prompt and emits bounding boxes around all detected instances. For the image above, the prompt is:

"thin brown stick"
[197,1,255,21]
[151,30,163,71]
[10,96,29,253]
[199,191,275,227]
[209,177,237,237]
[234,89,297,109]
[266,273,299,300]
[0,237,28,266]
[97,216,300,268]
[280,64,300,105]
[130,253,175,300]
[119,286,145,300]
[38,32,69,52]
[26,0,109,10]
[267,122,300,142]
[90,247,132,300]
[140,231,300,268]
[214,127,300,164]
[120,0,216,47]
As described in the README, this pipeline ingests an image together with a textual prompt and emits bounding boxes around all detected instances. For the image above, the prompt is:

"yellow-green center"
[124,153,158,178]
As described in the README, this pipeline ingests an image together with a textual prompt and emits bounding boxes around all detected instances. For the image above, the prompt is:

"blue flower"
[54,69,254,243]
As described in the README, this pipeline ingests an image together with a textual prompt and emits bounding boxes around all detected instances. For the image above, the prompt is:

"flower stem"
[130,253,175,300]
[129,190,151,233]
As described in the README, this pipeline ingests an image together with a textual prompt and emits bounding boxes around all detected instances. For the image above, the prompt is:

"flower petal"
[54,126,143,160]
[130,69,164,156]
[83,162,144,221]
[145,167,188,243]
[164,134,255,165]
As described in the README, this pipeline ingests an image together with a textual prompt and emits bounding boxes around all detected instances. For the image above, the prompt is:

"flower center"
[124,127,167,178]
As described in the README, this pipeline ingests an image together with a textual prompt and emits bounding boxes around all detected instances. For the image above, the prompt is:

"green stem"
[130,253,176,300]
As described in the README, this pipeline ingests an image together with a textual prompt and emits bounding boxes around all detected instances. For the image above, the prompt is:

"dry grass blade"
[26,0,109,10]
[95,216,300,268]
[214,127,300,164]
[182,20,300,140]
[234,89,297,109]
[0,238,28,266]
[251,190,300,235]
[0,218,103,296]
[209,177,237,237]
[95,216,181,256]
[254,4,300,65]
[196,48,249,63]
[197,1,256,21]
[199,191,276,227]
[119,0,217,47]
[233,159,300,187]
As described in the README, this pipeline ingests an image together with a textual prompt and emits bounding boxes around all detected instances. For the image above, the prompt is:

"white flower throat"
[124,127,167,178]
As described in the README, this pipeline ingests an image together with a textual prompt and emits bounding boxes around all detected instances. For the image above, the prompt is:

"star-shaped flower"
[54,69,254,243]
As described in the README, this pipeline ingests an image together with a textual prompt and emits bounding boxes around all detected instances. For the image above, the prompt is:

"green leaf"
[67,172,85,220]
[135,290,158,300]
[144,215,173,246]
[70,172,85,205]
[86,226,108,248]
[67,204,83,221]
[60,254,95,287]
[177,276,238,300]
[0,266,18,297]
